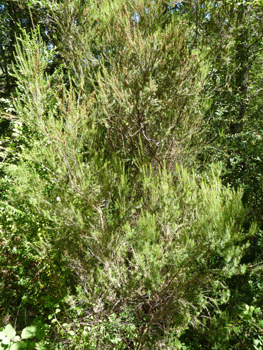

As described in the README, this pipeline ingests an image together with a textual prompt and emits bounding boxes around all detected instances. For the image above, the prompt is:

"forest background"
[0,0,263,349]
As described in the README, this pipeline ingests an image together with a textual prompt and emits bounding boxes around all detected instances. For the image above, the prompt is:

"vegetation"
[0,0,262,349]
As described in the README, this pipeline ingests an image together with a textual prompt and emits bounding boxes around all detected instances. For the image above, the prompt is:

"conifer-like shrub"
[0,1,255,349]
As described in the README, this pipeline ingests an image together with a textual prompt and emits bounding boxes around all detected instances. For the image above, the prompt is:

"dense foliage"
[0,0,263,349]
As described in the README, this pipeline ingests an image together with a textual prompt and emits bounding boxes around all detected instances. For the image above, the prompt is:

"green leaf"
[25,341,35,350]
[4,325,15,339]
[2,337,10,345]
[10,342,27,350]
[233,326,239,333]
[36,329,45,341]
[21,326,38,340]
[0,344,9,350]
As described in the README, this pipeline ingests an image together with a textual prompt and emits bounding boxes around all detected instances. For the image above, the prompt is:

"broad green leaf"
[10,342,27,350]
[2,337,10,345]
[4,325,15,339]
[0,343,9,350]
[21,326,38,340]
[25,341,35,350]
[36,329,45,341]
[233,326,239,333]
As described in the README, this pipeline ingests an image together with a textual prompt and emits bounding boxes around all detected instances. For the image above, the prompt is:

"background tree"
[171,0,263,348]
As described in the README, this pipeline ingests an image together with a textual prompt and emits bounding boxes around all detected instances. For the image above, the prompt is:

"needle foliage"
[0,1,257,349]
